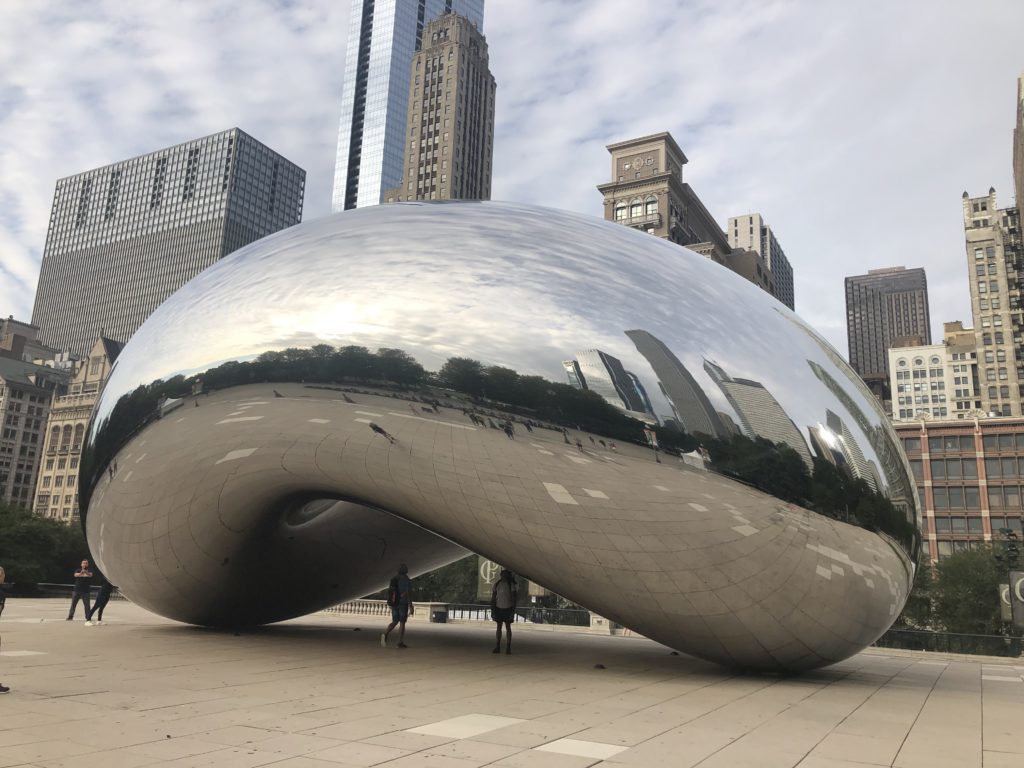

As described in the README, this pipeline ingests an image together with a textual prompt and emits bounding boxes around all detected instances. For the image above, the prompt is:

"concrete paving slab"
[0,598,1020,767]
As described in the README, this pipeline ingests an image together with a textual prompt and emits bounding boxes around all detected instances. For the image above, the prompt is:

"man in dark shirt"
[67,559,93,621]
[381,564,414,648]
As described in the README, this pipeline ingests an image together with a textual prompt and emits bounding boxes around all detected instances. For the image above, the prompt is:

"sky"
[1,0,1022,357]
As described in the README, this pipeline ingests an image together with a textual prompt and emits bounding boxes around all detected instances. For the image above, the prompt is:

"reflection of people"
[0,565,8,693]
[491,569,518,655]
[368,422,396,444]
[86,579,115,625]
[67,560,92,621]
[382,564,413,648]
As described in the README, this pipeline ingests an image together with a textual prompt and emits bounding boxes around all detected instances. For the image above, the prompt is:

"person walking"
[0,565,8,693]
[86,578,115,626]
[490,569,518,655]
[381,564,413,648]
[67,560,93,621]
[368,422,396,444]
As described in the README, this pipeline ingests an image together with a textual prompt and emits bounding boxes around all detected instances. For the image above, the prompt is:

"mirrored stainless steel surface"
[81,201,920,671]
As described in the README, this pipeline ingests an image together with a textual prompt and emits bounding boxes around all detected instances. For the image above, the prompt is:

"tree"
[409,556,479,603]
[0,500,89,591]
[932,548,1002,634]
[438,357,486,396]
[896,558,936,630]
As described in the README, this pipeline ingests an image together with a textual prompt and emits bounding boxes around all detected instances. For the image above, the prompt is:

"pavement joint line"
[386,411,477,430]
[216,416,264,424]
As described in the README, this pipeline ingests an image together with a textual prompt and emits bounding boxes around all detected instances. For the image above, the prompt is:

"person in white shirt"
[490,569,518,655]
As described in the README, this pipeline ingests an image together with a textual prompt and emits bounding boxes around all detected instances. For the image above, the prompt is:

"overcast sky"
[1,0,1021,356]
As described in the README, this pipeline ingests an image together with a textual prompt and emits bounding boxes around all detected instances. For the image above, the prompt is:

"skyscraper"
[963,188,1022,416]
[383,11,495,202]
[727,213,795,310]
[332,0,485,211]
[31,129,305,358]
[844,266,931,396]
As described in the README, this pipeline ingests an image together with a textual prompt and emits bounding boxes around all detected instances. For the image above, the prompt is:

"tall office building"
[333,0,485,211]
[727,213,795,310]
[963,189,1022,416]
[383,12,495,202]
[844,266,931,397]
[31,129,305,358]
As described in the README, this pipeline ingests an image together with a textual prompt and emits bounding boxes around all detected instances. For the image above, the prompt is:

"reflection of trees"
[81,343,919,554]
[436,357,645,436]
[693,433,919,553]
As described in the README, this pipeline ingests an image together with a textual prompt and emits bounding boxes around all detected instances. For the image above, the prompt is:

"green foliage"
[896,549,1005,635]
[0,499,89,590]
[896,559,936,630]
[932,548,1003,634]
[409,556,479,603]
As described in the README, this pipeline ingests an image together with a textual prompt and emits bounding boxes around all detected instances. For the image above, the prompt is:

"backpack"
[386,576,400,607]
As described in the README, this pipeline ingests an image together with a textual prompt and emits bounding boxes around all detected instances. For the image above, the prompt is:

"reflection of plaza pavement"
[90,383,910,671]
[1,598,1020,767]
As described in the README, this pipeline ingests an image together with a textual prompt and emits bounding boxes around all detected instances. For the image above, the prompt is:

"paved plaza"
[1,600,1022,767]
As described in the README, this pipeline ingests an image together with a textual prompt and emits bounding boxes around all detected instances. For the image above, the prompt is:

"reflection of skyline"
[824,409,877,491]
[625,329,726,437]
[703,359,813,468]
[808,359,915,521]
[564,349,652,420]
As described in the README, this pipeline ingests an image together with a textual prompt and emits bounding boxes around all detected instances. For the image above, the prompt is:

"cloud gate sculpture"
[81,201,919,672]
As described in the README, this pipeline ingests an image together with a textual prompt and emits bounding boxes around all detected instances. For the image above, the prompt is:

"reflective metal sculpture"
[81,202,920,672]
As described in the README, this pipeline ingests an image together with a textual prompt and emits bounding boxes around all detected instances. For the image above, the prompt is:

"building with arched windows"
[597,132,779,302]
[34,335,121,522]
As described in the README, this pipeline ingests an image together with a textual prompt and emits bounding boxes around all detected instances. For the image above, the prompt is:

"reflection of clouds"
[92,200,910,520]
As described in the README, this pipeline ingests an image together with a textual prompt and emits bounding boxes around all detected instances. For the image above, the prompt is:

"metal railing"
[324,599,592,627]
[322,599,391,617]
[874,628,1022,657]
[447,603,592,627]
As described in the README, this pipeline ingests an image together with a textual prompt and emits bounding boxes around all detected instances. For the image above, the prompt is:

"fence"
[446,603,592,627]
[323,599,592,627]
[874,628,1022,657]
[25,583,127,601]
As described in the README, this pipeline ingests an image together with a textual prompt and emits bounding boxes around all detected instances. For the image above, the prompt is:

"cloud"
[1,0,1022,358]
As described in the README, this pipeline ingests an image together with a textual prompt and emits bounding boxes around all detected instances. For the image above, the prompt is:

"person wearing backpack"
[490,569,518,655]
[381,564,414,648]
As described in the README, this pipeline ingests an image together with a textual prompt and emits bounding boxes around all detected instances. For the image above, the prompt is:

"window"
[614,203,626,221]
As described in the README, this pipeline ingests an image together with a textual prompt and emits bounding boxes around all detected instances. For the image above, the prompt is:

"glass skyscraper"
[332,0,484,211]
[32,128,305,358]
